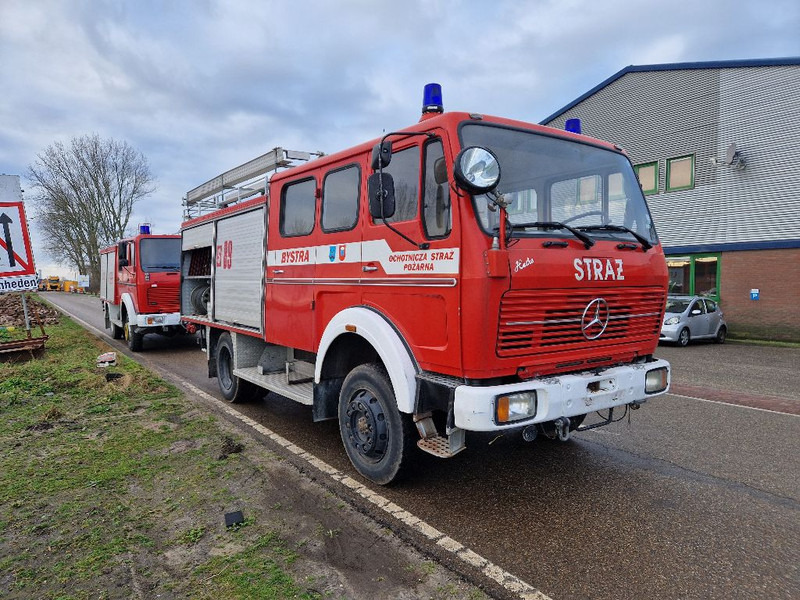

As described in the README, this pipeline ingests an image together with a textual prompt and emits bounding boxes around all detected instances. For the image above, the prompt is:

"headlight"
[495,391,537,424]
[145,316,165,325]
[664,316,680,325]
[645,367,669,394]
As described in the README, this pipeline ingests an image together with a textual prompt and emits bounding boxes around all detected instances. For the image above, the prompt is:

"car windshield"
[139,238,181,272]
[460,123,658,244]
[665,299,691,313]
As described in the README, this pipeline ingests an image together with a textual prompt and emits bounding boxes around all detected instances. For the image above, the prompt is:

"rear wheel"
[338,363,415,485]
[714,326,727,344]
[123,316,143,352]
[678,328,690,347]
[215,332,257,403]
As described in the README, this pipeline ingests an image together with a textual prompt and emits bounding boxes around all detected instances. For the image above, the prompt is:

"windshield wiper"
[576,224,652,251]
[507,221,595,249]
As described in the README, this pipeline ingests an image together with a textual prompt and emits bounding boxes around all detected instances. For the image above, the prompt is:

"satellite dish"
[725,143,738,165]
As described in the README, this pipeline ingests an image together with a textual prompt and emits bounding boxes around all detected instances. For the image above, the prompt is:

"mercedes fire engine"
[100,226,183,351]
[179,85,671,484]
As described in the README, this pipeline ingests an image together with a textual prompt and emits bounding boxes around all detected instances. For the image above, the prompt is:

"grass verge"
[0,318,319,599]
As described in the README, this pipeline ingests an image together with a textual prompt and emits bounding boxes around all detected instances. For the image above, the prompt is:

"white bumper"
[134,312,182,328]
[453,359,671,432]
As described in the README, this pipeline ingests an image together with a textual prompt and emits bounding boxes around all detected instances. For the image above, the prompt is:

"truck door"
[313,163,364,346]
[266,176,318,352]
[360,132,461,372]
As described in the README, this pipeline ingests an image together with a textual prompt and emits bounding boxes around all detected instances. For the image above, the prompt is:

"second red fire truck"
[180,85,671,484]
[100,226,183,351]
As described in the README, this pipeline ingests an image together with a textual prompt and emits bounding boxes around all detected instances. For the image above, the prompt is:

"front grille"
[147,286,180,312]
[497,287,664,357]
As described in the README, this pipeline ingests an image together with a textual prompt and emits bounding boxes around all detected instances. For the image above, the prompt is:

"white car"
[660,295,727,347]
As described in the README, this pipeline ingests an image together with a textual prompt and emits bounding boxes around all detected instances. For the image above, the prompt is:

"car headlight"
[495,391,537,424]
[664,316,680,325]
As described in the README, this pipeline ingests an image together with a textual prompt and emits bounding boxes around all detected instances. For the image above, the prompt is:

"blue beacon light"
[565,118,582,134]
[422,83,444,114]
[139,223,151,235]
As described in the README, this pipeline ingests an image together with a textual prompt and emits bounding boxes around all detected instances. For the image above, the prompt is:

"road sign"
[0,176,38,293]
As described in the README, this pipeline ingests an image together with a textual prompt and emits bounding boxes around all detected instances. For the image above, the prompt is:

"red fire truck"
[180,85,670,484]
[100,226,183,351]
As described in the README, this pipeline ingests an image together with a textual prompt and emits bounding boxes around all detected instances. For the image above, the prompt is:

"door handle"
[362,265,378,272]
[273,269,285,274]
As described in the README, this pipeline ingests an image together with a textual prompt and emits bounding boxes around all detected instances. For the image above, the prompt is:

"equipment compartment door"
[213,207,265,330]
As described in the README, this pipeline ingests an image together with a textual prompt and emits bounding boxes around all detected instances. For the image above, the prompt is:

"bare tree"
[27,134,155,291]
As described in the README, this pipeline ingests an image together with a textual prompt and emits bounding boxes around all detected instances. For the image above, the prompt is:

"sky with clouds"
[1,0,798,277]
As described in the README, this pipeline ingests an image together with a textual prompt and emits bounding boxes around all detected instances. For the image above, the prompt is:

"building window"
[666,155,694,191]
[634,161,658,195]
[667,254,719,299]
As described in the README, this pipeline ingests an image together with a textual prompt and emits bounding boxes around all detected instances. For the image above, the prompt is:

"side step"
[414,414,466,458]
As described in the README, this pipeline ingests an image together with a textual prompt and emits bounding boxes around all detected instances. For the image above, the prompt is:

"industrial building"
[541,58,800,341]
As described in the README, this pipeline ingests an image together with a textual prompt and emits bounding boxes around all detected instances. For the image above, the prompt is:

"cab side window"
[281,178,316,237]
[322,165,360,232]
[422,140,451,238]
[378,146,419,223]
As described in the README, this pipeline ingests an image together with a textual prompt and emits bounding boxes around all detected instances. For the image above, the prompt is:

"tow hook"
[554,417,571,442]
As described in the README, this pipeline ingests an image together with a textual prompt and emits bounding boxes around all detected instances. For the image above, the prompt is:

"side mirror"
[368,172,396,219]
[690,309,702,316]
[433,156,448,185]
[453,146,501,194]
[118,242,128,268]
[371,141,392,170]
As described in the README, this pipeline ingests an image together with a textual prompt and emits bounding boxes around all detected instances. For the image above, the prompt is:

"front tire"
[123,316,143,352]
[215,332,257,403]
[678,328,690,347]
[338,363,415,485]
[714,326,727,344]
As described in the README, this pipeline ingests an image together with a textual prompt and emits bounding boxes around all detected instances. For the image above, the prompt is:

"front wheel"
[714,326,727,344]
[678,328,690,347]
[338,363,415,485]
[123,316,143,352]
[215,332,257,403]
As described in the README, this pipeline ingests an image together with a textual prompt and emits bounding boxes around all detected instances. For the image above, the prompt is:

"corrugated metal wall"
[543,65,800,249]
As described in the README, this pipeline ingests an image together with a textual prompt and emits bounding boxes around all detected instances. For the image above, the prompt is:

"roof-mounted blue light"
[422,83,443,114]
[565,118,582,134]
[139,223,151,235]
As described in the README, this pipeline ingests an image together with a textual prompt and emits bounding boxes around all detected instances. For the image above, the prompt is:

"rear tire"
[714,326,727,344]
[338,363,415,485]
[215,332,257,403]
[678,328,690,347]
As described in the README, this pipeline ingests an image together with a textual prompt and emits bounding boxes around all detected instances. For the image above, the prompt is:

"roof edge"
[540,56,800,125]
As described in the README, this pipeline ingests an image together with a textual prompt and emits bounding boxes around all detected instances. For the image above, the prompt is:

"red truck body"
[100,232,183,351]
[180,93,671,484]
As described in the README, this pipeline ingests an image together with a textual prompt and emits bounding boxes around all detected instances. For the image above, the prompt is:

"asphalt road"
[43,292,800,600]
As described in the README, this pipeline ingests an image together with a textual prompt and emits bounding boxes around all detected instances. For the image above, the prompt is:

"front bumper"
[659,324,681,342]
[134,312,182,328]
[453,359,671,432]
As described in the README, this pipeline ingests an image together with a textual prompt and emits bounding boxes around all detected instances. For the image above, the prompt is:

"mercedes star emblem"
[581,298,609,340]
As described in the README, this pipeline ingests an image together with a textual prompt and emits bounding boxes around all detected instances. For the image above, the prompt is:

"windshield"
[139,238,181,272]
[460,123,658,244]
[665,298,691,313]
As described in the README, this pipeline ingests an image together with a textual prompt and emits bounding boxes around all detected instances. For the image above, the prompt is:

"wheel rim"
[123,322,130,340]
[680,329,689,345]
[344,389,388,462]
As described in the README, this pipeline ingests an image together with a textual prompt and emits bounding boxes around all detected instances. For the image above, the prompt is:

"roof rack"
[182,147,319,219]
